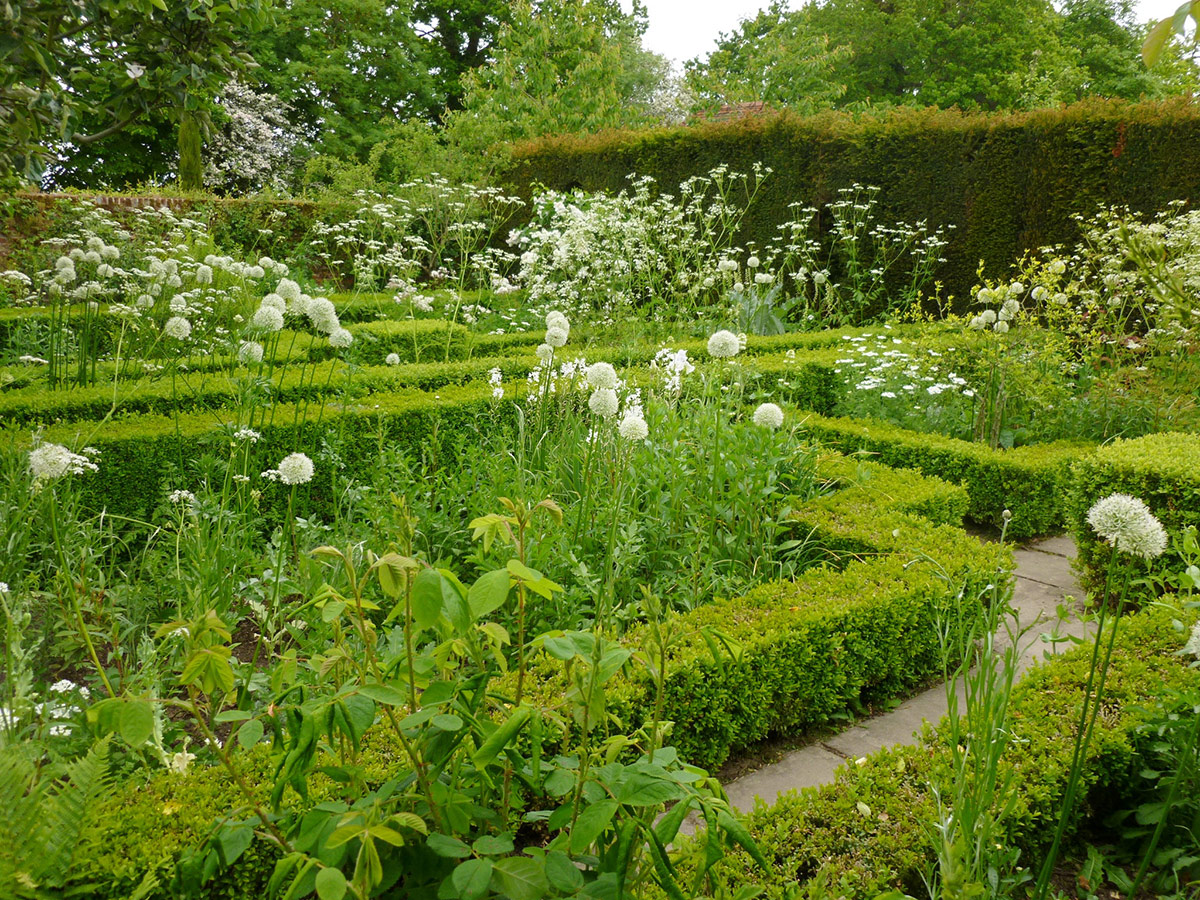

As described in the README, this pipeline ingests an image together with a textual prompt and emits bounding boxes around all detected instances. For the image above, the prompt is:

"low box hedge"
[1068,431,1200,593]
[682,603,1200,899]
[794,411,1091,540]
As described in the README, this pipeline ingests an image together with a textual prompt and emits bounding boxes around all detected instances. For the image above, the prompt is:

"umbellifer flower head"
[753,402,784,429]
[276,452,314,486]
[588,388,618,417]
[586,361,618,390]
[707,329,740,359]
[28,442,99,484]
[1086,493,1168,559]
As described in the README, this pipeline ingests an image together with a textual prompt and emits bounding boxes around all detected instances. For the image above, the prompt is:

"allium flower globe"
[251,305,285,332]
[753,402,784,429]
[1183,621,1200,661]
[1086,493,1168,559]
[585,362,618,390]
[618,413,649,441]
[276,278,301,301]
[707,329,740,359]
[277,452,314,486]
[386,353,401,366]
[546,310,569,332]
[163,316,192,340]
[535,343,554,363]
[195,264,213,285]
[307,298,339,334]
[238,341,264,364]
[261,293,286,313]
[329,327,354,349]
[545,326,569,348]
[588,388,619,418]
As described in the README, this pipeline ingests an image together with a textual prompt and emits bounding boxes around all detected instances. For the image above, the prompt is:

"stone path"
[721,535,1092,813]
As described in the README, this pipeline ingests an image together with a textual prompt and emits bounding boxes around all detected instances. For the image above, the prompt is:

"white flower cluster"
[489,367,504,400]
[753,402,784,429]
[1086,493,1168,559]
[707,329,741,359]
[262,452,314,485]
[968,283,1024,334]
[28,442,100,485]
[651,347,695,392]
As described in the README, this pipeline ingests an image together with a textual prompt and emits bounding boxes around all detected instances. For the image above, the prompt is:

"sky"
[626,0,1189,66]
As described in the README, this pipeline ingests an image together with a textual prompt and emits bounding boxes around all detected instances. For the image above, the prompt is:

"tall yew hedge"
[505,99,1200,305]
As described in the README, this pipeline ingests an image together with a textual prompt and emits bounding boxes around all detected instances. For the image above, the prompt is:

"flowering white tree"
[204,79,303,194]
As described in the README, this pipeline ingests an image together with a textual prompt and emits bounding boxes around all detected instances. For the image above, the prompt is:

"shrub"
[1068,432,1200,592]
[506,100,1200,310]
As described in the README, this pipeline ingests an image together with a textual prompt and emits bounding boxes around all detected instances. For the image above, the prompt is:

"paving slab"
[1013,548,1080,591]
[724,745,846,813]
[718,534,1094,809]
[1032,535,1077,558]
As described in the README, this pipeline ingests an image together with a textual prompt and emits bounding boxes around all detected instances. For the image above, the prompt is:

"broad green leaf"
[118,699,154,748]
[315,866,347,900]
[490,856,549,900]
[545,851,583,893]
[451,858,493,900]
[432,714,464,732]
[569,800,619,854]
[468,568,511,620]
[237,718,265,749]
[358,683,408,707]
[427,832,472,858]
[216,824,254,867]
[472,834,514,855]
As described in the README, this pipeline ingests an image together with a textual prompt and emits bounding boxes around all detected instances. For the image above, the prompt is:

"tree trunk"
[177,109,203,191]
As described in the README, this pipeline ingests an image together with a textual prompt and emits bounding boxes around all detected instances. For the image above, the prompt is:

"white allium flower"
[328,327,354,349]
[96,263,115,279]
[1183,621,1200,660]
[1086,493,1168,559]
[746,256,761,269]
[251,305,285,332]
[163,316,192,340]
[276,452,314,486]
[195,264,213,284]
[238,341,264,364]
[261,293,286,313]
[307,297,339,334]
[166,274,183,289]
[980,309,997,325]
[707,329,741,358]
[618,412,649,441]
[136,294,154,308]
[545,326,568,348]
[754,273,773,285]
[753,402,784,429]
[588,388,619,417]
[998,299,1020,322]
[168,296,187,314]
[28,443,98,484]
[385,353,401,366]
[536,343,554,363]
[546,310,569,332]
[586,362,618,390]
[993,321,1010,335]
[247,265,266,279]
[276,278,301,301]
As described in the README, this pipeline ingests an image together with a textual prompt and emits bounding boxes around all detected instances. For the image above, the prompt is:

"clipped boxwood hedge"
[794,410,1091,539]
[1068,431,1200,593]
[72,454,999,898]
[680,603,1200,899]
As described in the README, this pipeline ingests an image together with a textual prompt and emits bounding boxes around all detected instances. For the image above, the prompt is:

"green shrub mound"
[518,454,996,771]
[507,99,1200,311]
[794,410,1090,539]
[72,454,998,897]
[682,604,1200,899]
[1068,431,1200,592]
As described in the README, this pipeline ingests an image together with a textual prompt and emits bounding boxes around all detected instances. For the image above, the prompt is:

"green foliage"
[0,737,113,896]
[1068,432,1200,592]
[507,100,1200,309]
[795,410,1090,539]
[682,604,1200,899]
